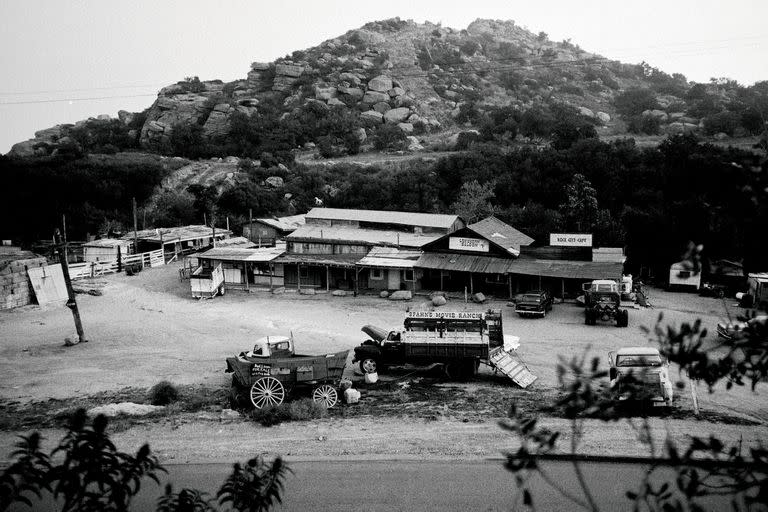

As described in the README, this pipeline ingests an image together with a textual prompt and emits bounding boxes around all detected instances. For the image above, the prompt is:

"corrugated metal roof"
[305,208,460,229]
[357,247,421,268]
[215,236,256,248]
[287,225,442,248]
[197,247,285,262]
[122,225,233,243]
[83,238,132,248]
[416,252,517,274]
[508,259,624,280]
[273,253,362,267]
[468,216,534,252]
[254,214,306,232]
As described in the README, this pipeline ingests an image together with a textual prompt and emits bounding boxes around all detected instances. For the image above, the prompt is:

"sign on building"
[449,237,489,252]
[549,233,593,247]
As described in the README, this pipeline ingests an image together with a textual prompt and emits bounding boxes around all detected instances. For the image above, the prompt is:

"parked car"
[716,315,768,340]
[514,290,553,318]
[608,347,674,409]
[699,282,728,298]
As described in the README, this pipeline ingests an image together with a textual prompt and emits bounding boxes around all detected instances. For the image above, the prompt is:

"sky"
[1,0,766,153]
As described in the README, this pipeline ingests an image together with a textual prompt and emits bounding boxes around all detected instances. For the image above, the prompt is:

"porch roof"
[416,252,516,274]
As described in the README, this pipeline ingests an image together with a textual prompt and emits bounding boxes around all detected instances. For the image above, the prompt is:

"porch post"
[561,278,565,300]
[470,273,474,295]
[354,265,359,297]
[326,265,330,292]
[244,262,249,291]
[269,263,273,291]
[508,275,512,299]
[297,264,301,292]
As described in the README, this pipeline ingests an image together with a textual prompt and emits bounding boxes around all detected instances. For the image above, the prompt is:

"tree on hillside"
[451,180,496,224]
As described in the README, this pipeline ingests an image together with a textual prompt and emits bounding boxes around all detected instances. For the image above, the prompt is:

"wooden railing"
[69,249,164,280]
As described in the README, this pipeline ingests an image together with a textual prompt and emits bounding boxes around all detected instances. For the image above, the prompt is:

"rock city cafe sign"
[448,237,489,252]
[549,233,593,247]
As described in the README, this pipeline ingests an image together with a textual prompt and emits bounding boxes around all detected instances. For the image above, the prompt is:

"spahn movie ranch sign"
[406,311,484,320]
[549,233,593,247]
[449,237,489,253]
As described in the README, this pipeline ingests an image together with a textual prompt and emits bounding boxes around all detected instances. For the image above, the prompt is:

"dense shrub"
[149,381,180,405]
[249,399,327,426]
[703,111,742,136]
[626,114,661,135]
[372,123,407,150]
[614,88,659,117]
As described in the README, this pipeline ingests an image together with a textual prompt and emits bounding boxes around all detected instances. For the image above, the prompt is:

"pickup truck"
[608,347,673,408]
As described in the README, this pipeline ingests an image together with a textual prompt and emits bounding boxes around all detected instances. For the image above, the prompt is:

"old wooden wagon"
[225,335,349,409]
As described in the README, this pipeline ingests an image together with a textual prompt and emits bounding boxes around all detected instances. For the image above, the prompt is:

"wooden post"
[269,263,273,291]
[354,266,359,297]
[440,271,444,291]
[562,278,566,300]
[249,208,253,243]
[508,275,512,299]
[226,216,230,232]
[204,212,207,226]
[133,197,139,254]
[62,214,68,264]
[297,264,301,292]
[55,229,86,344]
[158,230,163,266]
[689,371,700,418]
[326,266,330,292]
[470,273,474,295]
[244,262,249,291]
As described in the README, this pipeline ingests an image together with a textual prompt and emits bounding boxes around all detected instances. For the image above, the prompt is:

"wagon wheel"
[250,377,285,409]
[312,384,339,409]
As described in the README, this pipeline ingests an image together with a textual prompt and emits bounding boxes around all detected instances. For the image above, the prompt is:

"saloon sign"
[449,237,489,252]
[549,233,593,247]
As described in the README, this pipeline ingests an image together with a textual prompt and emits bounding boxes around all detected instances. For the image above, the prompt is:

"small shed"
[196,246,286,290]
[83,238,133,263]
[669,261,702,290]
[244,215,305,246]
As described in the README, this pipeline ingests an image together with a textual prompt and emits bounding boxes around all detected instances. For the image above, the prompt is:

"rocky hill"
[8,18,767,159]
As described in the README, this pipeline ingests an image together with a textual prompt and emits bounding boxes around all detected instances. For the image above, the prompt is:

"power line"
[0,93,158,106]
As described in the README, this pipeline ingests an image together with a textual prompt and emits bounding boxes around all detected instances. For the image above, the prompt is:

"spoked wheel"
[360,358,378,374]
[312,384,339,408]
[250,377,285,409]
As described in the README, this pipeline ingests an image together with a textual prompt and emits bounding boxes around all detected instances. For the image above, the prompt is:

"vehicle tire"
[617,309,628,327]
[443,361,462,380]
[542,309,546,318]
[716,289,725,299]
[312,384,339,409]
[359,358,378,374]
[249,377,285,409]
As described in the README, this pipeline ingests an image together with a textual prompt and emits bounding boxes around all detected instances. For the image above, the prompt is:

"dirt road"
[1,263,766,462]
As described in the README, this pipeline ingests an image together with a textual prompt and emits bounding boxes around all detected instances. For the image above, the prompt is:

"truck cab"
[243,335,294,359]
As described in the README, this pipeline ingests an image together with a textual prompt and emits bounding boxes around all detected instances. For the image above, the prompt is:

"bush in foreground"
[149,381,180,406]
[0,409,290,512]
[249,399,328,427]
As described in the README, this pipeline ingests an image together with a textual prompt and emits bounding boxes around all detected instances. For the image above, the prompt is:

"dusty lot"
[1,263,766,461]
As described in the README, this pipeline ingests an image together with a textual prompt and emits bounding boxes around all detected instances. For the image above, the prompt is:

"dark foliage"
[149,381,180,406]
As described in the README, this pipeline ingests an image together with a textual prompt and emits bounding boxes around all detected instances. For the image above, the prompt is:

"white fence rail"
[69,249,164,280]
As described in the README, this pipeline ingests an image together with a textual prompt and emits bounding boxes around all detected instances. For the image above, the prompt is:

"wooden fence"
[69,249,164,280]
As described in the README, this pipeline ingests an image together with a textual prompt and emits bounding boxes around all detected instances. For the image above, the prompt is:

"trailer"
[354,310,537,388]
[190,262,224,299]
[225,335,349,409]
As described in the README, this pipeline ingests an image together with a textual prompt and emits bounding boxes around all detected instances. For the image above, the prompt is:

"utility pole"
[55,228,86,344]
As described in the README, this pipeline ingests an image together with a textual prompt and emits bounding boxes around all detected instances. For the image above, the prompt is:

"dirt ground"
[1,263,766,462]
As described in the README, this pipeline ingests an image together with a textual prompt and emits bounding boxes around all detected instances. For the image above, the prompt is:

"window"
[677,271,691,279]
[299,266,309,279]
[371,268,383,280]
[403,269,414,282]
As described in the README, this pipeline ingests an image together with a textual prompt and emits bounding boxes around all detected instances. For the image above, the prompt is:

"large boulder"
[383,107,411,124]
[431,295,447,307]
[596,111,611,123]
[388,290,412,301]
[360,110,384,125]
[339,72,362,86]
[367,75,393,92]
[338,86,364,100]
[265,176,284,188]
[202,103,234,139]
[406,136,424,151]
[577,106,594,118]
[362,90,390,104]
[372,102,391,114]
[140,92,212,147]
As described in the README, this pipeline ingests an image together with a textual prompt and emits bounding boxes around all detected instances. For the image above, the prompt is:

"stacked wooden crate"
[0,254,47,309]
